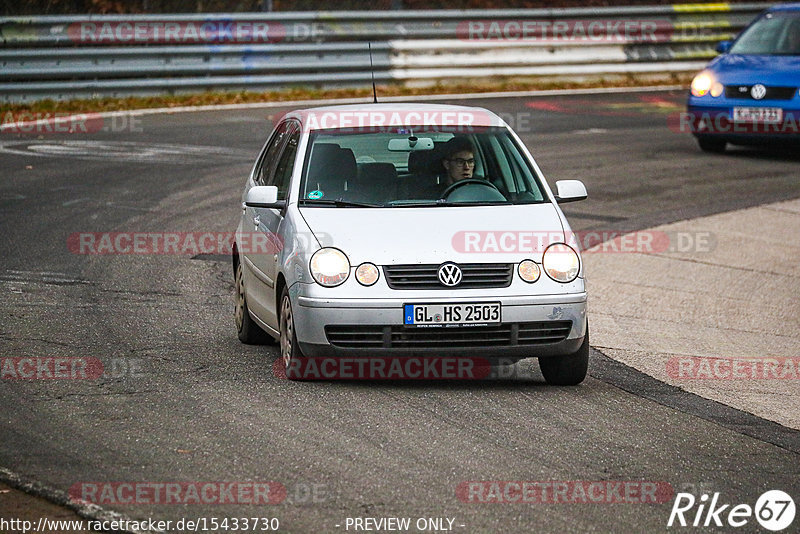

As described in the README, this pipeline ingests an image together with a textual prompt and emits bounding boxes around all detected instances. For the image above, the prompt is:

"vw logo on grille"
[751,84,767,100]
[437,263,463,287]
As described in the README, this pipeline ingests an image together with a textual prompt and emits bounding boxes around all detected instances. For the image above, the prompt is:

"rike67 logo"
[668,490,795,531]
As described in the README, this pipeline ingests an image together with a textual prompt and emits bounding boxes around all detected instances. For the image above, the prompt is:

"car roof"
[281,103,506,130]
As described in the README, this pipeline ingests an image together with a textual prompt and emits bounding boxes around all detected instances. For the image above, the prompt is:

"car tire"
[697,136,727,153]
[279,286,306,380]
[539,325,589,386]
[235,261,274,345]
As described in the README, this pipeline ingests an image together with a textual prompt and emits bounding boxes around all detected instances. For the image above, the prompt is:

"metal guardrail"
[0,3,772,103]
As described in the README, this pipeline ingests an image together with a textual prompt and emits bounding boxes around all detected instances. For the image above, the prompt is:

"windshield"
[730,11,800,55]
[299,127,547,207]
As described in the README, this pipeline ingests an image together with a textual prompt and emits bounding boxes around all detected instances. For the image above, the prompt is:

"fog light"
[518,260,540,283]
[355,262,379,286]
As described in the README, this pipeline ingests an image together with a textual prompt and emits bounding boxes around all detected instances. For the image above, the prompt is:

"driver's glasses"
[450,158,476,167]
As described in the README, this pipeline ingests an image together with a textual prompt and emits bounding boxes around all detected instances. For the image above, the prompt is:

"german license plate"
[403,303,501,327]
[733,107,783,123]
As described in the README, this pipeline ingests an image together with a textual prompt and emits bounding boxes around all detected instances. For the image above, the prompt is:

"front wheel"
[538,326,589,386]
[235,261,273,345]
[279,287,305,379]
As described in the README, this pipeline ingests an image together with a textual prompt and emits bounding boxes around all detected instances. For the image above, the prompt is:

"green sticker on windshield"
[307,190,323,199]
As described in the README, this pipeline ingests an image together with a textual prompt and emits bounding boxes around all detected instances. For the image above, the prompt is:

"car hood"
[709,54,800,85]
[300,203,566,265]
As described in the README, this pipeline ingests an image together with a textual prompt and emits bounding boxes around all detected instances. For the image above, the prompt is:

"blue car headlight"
[691,72,714,97]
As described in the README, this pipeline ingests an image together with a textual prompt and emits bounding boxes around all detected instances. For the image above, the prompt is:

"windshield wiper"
[300,199,381,208]
[390,200,507,207]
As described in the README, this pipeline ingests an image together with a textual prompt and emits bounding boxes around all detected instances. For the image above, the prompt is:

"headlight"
[518,260,540,283]
[691,72,714,97]
[310,248,350,287]
[355,262,379,286]
[710,82,724,98]
[542,243,580,283]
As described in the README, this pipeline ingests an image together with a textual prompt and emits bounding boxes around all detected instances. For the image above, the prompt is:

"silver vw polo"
[233,103,590,385]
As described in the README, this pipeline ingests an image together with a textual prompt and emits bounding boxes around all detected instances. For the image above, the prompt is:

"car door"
[243,120,301,328]
[240,120,296,326]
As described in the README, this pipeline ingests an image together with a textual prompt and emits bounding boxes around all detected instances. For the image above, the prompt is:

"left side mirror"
[245,185,284,209]
[716,40,732,54]
[554,180,588,203]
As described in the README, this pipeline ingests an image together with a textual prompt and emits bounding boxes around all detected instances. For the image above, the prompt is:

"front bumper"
[685,101,800,144]
[291,286,588,359]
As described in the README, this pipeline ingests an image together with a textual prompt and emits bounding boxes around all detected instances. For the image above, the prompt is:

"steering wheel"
[440,178,502,200]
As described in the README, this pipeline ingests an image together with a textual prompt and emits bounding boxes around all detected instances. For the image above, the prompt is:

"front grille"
[383,263,513,290]
[724,85,797,101]
[325,321,572,349]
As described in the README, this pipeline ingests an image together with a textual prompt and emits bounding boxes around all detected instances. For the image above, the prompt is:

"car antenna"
[368,42,378,103]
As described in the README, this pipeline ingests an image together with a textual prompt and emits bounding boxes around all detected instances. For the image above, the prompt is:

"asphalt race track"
[1,90,799,533]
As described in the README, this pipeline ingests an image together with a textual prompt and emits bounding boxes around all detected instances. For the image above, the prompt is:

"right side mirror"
[245,185,283,209]
[554,180,588,203]
[716,40,732,54]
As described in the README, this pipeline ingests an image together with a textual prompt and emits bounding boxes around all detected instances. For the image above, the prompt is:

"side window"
[255,121,295,185]
[269,130,300,201]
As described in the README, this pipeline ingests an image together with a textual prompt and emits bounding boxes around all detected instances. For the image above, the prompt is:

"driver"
[440,136,476,187]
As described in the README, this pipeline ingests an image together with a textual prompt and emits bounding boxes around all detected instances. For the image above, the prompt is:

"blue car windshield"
[299,127,547,207]
[730,11,800,55]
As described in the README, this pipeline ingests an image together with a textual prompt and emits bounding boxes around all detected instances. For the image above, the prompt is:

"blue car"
[686,3,800,152]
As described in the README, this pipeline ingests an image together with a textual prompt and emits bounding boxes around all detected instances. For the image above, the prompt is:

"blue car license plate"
[733,107,783,124]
